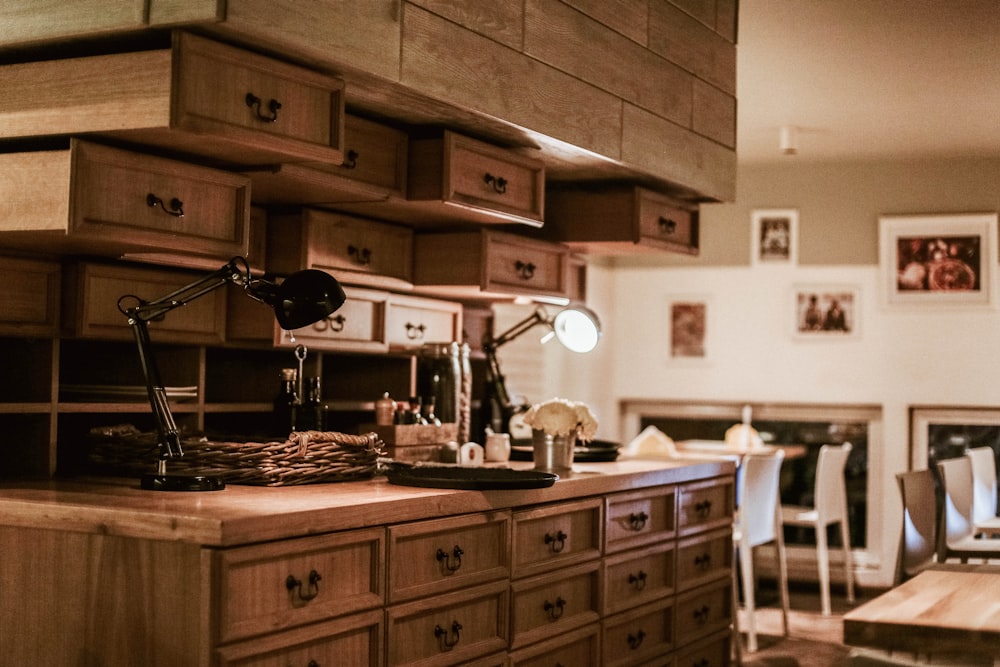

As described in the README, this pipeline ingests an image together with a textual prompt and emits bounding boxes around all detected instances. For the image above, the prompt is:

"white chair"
[780,442,855,615]
[894,469,938,584]
[967,446,1000,536]
[733,450,789,653]
[937,456,1000,562]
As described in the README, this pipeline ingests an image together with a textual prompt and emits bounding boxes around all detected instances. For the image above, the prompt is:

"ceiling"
[736,0,1000,165]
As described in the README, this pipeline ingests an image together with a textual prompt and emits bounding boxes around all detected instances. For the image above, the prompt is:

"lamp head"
[551,305,601,353]
[248,268,346,330]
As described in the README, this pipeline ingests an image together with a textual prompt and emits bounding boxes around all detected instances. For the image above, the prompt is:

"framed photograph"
[752,209,798,265]
[793,285,860,339]
[666,297,708,361]
[879,212,998,307]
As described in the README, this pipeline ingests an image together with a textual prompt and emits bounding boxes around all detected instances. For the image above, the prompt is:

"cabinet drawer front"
[216,609,383,667]
[509,623,600,667]
[676,527,733,592]
[512,497,603,578]
[336,114,408,194]
[678,477,735,537]
[216,528,385,644]
[277,288,386,351]
[510,560,601,649]
[602,542,675,616]
[601,599,674,667]
[674,579,733,646]
[485,234,568,295]
[175,32,344,161]
[388,511,511,603]
[674,629,731,667]
[637,192,698,252]
[448,134,544,223]
[304,211,413,284]
[386,580,509,667]
[605,486,677,553]
[71,140,250,258]
[385,295,461,348]
[0,257,59,336]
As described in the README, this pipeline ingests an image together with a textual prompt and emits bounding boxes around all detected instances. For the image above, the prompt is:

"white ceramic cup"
[485,432,511,462]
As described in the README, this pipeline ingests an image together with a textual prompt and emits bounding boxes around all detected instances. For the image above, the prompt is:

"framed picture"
[879,212,998,307]
[666,297,709,361]
[793,285,860,339]
[752,209,798,265]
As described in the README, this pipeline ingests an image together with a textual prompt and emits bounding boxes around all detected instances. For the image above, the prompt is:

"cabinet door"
[605,485,677,554]
[509,560,601,649]
[601,599,675,667]
[511,497,603,579]
[384,293,462,349]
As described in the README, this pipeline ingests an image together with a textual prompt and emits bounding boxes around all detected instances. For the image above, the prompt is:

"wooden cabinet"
[0,139,251,261]
[545,185,700,255]
[0,256,60,338]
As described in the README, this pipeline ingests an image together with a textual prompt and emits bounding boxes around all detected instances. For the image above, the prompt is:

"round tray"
[385,465,558,490]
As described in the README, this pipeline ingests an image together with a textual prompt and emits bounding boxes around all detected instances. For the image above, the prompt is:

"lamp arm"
[125,258,247,323]
[129,316,182,460]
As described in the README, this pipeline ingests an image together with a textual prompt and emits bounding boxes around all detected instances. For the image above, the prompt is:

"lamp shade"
[552,305,601,353]
[254,269,346,330]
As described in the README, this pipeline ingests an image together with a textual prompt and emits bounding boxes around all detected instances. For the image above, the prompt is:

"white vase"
[532,429,576,472]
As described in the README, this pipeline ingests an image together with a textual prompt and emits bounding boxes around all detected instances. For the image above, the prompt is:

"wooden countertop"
[0,458,733,547]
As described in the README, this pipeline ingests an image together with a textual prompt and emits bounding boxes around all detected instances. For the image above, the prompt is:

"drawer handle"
[543,596,566,621]
[312,313,346,332]
[694,499,713,518]
[628,570,647,591]
[342,149,359,169]
[434,620,462,650]
[405,322,426,340]
[514,260,536,280]
[658,216,678,235]
[308,662,320,667]
[690,660,709,667]
[285,569,322,603]
[436,545,464,573]
[347,245,372,265]
[694,553,712,571]
[146,193,184,218]
[245,92,282,122]
[629,511,649,531]
[693,604,711,625]
[483,172,507,194]
[627,629,646,650]
[544,529,567,553]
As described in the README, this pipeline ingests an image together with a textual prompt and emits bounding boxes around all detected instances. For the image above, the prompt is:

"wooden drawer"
[601,599,675,667]
[0,256,60,337]
[509,623,601,667]
[385,293,463,349]
[215,528,385,644]
[0,32,345,166]
[413,229,570,299]
[677,476,735,538]
[602,541,675,617]
[0,1,147,48]
[636,189,698,252]
[674,579,733,648]
[215,608,383,667]
[267,208,413,289]
[0,140,250,261]
[673,629,731,667]
[62,261,226,344]
[605,485,677,554]
[385,579,509,667]
[510,560,601,649]
[409,130,545,226]
[676,527,733,593]
[388,511,511,603]
[512,497,603,579]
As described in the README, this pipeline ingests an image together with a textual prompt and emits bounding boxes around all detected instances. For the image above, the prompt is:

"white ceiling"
[736,0,1000,165]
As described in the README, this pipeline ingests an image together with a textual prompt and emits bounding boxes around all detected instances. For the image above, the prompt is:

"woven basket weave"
[87,424,385,486]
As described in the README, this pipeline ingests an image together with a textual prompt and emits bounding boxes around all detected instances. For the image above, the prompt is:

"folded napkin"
[723,423,764,453]
[621,425,679,459]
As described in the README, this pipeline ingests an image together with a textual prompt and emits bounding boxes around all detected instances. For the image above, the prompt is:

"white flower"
[523,397,598,442]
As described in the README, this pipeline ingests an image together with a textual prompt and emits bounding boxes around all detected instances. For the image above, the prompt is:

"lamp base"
[140,473,226,492]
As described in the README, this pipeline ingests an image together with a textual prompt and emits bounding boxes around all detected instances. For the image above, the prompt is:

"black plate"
[385,466,558,490]
[509,439,620,463]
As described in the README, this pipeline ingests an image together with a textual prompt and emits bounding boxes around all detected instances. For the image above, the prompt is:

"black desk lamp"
[482,304,601,436]
[117,256,346,491]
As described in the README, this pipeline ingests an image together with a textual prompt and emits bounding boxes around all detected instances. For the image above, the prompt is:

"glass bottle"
[409,396,428,425]
[416,342,461,424]
[423,396,442,427]
[272,368,299,437]
[301,376,326,432]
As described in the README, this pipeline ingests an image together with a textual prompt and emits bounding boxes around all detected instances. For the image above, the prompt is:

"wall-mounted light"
[780,125,799,155]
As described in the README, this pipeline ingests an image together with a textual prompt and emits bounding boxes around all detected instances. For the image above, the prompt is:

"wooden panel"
[675,527,733,593]
[511,497,603,579]
[0,257,60,337]
[693,77,737,148]
[508,622,601,667]
[647,1,737,95]
[561,0,648,44]
[674,629,732,667]
[509,560,601,649]
[674,578,733,645]
[677,476,734,537]
[408,0,524,49]
[384,293,462,349]
[0,0,146,47]
[602,541,675,616]
[525,0,693,127]
[605,485,677,554]
[601,599,674,666]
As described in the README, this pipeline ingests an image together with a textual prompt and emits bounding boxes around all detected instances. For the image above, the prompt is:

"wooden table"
[843,565,1000,660]
[673,439,808,461]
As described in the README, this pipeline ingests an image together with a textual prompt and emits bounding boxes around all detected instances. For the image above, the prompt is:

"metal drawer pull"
[286,569,322,602]
[628,570,647,590]
[627,629,646,650]
[146,193,184,218]
[312,313,346,332]
[694,553,712,570]
[629,511,649,531]
[658,216,678,234]
[694,499,713,518]
[436,545,464,573]
[434,621,462,650]
[515,260,536,280]
[342,149,359,169]
[543,596,566,620]
[693,604,711,624]
[405,322,426,340]
[348,245,372,265]
[544,529,567,553]
[245,92,282,122]
[483,172,507,194]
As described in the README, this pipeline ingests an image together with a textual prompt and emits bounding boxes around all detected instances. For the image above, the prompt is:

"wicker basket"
[86,424,385,486]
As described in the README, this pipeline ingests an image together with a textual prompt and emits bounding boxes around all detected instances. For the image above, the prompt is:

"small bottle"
[423,396,442,426]
[409,396,428,425]
[394,400,410,425]
[375,392,396,426]
[272,368,299,437]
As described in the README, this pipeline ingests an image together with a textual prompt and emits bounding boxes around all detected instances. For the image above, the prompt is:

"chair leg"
[839,517,855,604]
[816,523,832,615]
[730,549,743,666]
[774,514,790,635]
[739,542,758,653]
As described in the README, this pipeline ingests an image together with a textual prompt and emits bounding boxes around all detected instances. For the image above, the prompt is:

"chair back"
[736,450,785,548]
[894,469,937,583]
[813,442,852,523]
[968,446,999,525]
[937,456,976,546]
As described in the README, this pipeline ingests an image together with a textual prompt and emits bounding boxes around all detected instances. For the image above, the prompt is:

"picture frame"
[752,209,798,265]
[666,296,709,362]
[879,212,998,308]
[792,284,860,339]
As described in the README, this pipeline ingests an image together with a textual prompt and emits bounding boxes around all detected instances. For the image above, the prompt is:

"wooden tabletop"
[842,565,1000,658]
